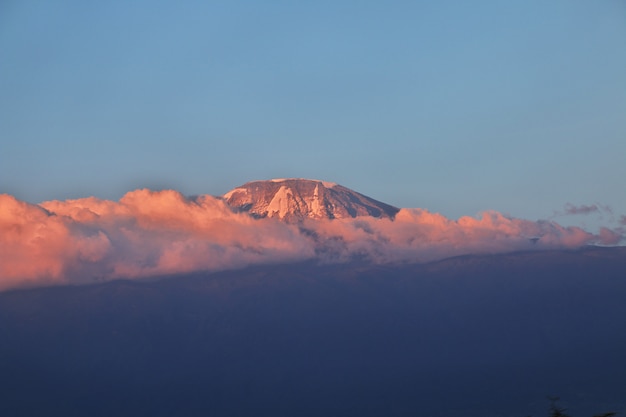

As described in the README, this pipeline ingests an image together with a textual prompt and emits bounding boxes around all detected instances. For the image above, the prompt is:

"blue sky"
[1,0,625,228]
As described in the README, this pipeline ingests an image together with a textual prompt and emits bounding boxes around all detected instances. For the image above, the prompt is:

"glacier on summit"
[222,178,399,221]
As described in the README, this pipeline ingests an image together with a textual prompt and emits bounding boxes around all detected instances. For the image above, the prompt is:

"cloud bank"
[1,190,623,291]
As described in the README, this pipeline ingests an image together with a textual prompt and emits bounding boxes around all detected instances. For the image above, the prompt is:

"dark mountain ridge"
[1,246,626,417]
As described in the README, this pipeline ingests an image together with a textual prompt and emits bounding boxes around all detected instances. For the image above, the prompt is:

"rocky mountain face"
[222,178,399,221]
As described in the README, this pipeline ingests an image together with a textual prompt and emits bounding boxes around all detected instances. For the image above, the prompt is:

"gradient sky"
[1,0,625,228]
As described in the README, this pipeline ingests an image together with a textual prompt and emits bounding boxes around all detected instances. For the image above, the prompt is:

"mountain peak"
[223,179,399,221]
[268,178,338,188]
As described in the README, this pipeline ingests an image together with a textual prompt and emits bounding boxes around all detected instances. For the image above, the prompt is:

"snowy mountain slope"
[223,178,399,221]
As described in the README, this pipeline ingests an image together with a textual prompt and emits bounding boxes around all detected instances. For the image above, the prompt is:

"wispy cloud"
[563,203,601,215]
[558,203,613,216]
[1,190,623,291]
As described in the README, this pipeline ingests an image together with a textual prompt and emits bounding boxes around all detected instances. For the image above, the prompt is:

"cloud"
[597,228,622,245]
[564,203,600,215]
[620,215,626,226]
[36,190,314,281]
[0,194,111,289]
[302,209,611,264]
[1,190,623,291]
[560,203,613,216]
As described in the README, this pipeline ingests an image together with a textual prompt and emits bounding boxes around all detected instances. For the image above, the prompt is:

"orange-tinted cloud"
[301,209,612,264]
[0,194,111,289]
[1,190,623,291]
[38,189,314,281]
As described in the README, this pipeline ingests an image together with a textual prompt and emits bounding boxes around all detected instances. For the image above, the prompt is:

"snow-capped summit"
[223,179,399,221]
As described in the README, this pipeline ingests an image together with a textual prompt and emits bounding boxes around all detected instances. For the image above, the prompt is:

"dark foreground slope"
[1,247,626,417]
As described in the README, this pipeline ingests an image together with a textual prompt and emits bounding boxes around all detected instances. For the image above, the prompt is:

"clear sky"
[1,0,625,228]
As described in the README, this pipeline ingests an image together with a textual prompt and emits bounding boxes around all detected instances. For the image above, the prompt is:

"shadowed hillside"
[1,246,625,417]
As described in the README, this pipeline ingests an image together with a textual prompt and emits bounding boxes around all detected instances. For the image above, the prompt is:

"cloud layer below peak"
[0,189,623,291]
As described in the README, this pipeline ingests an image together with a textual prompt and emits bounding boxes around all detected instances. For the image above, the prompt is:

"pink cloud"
[0,194,111,289]
[303,209,604,264]
[38,190,314,282]
[0,190,622,291]
[597,227,623,245]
